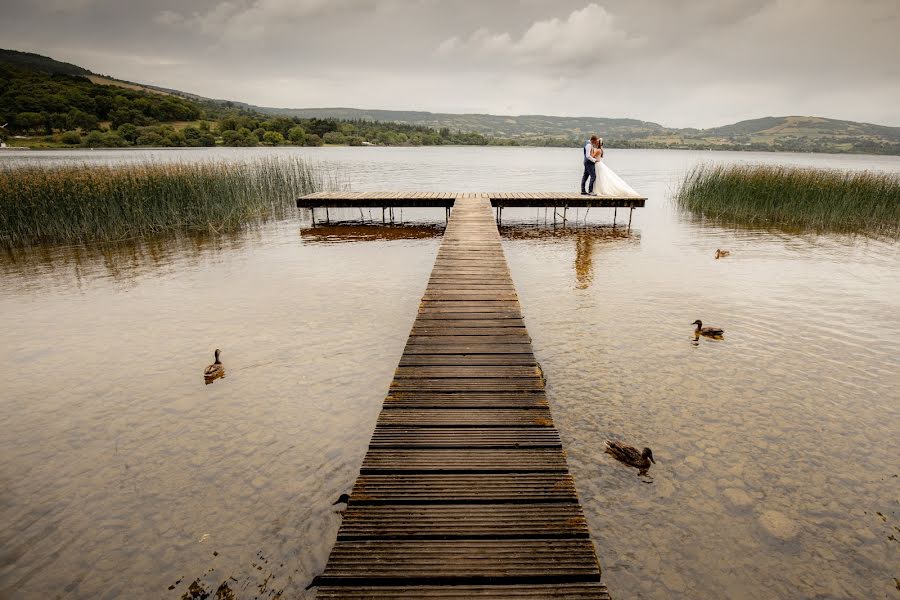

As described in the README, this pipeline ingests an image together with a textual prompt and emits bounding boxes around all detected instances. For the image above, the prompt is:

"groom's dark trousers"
[581,160,596,194]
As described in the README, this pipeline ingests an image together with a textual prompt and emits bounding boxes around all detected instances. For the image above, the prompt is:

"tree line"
[0,63,508,148]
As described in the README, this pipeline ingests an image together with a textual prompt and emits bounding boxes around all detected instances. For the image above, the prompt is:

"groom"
[581,135,599,196]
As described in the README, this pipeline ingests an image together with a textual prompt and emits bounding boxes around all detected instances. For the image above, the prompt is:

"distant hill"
[0,49,90,77]
[3,48,899,155]
[704,115,900,144]
[256,106,668,140]
[254,107,900,154]
[0,50,218,140]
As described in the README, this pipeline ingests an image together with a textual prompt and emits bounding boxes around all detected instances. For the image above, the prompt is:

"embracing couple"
[580,135,640,197]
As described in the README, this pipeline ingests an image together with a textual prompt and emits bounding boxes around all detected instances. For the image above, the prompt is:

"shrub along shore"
[0,158,327,247]
[676,164,900,236]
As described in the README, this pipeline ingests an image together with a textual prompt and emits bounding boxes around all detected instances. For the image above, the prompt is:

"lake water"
[1,147,898,599]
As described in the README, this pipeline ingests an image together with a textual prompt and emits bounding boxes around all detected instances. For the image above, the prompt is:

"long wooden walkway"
[315,194,609,598]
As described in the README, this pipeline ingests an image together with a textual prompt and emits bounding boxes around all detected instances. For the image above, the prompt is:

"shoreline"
[3,143,900,159]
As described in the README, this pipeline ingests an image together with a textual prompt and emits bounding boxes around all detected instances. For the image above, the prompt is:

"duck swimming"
[715,249,731,259]
[692,320,724,337]
[605,441,655,471]
[204,349,224,382]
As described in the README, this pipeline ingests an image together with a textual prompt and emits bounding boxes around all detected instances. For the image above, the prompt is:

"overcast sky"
[4,0,899,127]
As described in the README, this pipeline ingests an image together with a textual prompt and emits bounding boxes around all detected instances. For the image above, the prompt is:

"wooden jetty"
[310,193,628,598]
[298,191,646,228]
[297,191,646,209]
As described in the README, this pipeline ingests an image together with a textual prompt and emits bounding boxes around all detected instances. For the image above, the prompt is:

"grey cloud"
[436,4,643,71]
[1,0,898,127]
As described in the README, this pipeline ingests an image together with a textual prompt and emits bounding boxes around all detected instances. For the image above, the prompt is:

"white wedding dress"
[593,160,641,197]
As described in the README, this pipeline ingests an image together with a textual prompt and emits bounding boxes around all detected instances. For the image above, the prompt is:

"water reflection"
[299,223,443,244]
[500,224,639,290]
[0,228,260,287]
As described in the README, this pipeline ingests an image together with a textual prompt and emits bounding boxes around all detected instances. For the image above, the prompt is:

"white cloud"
[153,10,184,26]
[435,36,459,56]
[176,0,421,41]
[439,4,642,68]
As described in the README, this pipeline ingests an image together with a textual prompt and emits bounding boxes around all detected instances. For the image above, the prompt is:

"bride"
[589,138,641,197]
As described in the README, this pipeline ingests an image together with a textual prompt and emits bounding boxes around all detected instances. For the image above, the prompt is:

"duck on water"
[692,320,724,337]
[204,349,224,383]
[605,440,655,473]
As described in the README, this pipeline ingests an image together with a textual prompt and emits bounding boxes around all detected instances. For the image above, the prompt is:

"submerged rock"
[723,487,754,507]
[758,510,799,540]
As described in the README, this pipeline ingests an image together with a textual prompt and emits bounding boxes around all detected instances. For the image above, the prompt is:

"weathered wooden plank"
[427,279,515,286]
[370,427,561,448]
[350,473,579,504]
[361,448,568,474]
[337,504,587,539]
[402,344,535,355]
[415,311,524,319]
[397,354,539,366]
[394,366,540,378]
[384,392,548,408]
[418,305,522,312]
[409,327,529,337]
[389,379,544,392]
[412,319,526,328]
[428,271,513,278]
[317,584,611,599]
[318,539,600,581]
[425,285,518,292]
[423,295,520,302]
[377,409,553,428]
[406,334,529,344]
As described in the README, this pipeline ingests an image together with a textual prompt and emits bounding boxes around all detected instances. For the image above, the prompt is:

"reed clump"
[0,158,329,247]
[676,164,900,236]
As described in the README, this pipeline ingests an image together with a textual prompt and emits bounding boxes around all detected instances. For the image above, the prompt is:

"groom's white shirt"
[584,141,597,163]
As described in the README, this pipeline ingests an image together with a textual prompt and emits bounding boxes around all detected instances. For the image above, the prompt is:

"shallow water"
[1,147,898,599]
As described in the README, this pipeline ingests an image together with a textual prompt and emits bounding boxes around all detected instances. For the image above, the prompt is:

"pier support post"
[628,206,634,231]
[311,208,316,226]
[325,207,330,225]
[612,206,617,228]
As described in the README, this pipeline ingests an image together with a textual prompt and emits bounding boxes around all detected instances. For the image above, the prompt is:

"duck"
[692,320,724,337]
[204,349,224,378]
[332,493,351,506]
[605,440,655,470]
[715,249,731,259]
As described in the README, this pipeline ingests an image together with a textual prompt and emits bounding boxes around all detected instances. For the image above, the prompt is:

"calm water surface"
[1,147,898,599]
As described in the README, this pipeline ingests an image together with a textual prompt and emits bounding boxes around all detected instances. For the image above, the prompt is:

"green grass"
[676,164,900,236]
[0,158,331,247]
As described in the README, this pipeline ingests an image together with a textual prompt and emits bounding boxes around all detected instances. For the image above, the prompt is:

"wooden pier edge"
[313,194,610,599]
[297,191,646,209]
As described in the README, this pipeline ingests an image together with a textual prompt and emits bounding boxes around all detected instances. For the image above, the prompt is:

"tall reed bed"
[0,158,331,246]
[676,164,900,236]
